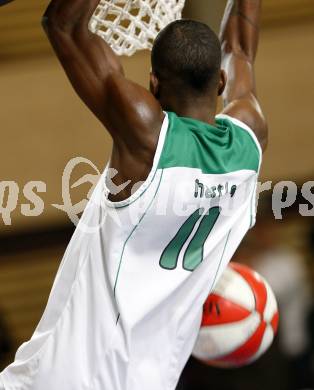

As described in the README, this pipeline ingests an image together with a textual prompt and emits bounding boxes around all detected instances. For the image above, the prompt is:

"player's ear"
[149,71,160,98]
[218,69,227,96]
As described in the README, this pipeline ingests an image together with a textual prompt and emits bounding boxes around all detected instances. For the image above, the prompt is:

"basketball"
[192,262,279,368]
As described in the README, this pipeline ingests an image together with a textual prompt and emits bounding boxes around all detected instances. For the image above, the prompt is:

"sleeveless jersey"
[0,112,262,390]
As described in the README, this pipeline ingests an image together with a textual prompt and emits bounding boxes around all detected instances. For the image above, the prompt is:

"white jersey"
[0,112,261,390]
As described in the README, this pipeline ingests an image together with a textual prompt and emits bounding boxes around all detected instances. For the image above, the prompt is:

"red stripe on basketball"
[201,294,251,326]
[270,311,279,333]
[230,262,267,316]
[209,320,267,366]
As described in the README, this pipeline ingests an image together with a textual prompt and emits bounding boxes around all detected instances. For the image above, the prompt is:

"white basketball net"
[89,0,185,56]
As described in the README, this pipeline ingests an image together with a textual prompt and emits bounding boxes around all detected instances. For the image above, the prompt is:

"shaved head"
[151,19,222,95]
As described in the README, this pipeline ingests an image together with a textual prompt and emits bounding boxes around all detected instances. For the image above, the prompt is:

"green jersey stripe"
[158,111,260,174]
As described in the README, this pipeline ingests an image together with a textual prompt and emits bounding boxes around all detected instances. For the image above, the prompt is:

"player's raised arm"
[42,0,164,150]
[219,0,268,151]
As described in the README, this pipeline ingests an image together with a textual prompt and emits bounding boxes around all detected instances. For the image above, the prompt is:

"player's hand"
[0,0,14,6]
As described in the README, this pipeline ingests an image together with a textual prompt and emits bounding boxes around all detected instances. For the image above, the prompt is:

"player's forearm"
[219,0,261,63]
[43,0,99,32]
[42,0,123,75]
[42,0,124,127]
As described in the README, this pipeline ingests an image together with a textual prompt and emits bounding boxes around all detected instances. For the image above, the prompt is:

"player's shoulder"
[221,96,268,152]
[215,113,263,163]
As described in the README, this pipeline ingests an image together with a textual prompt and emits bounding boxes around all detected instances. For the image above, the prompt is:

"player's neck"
[160,94,217,125]
[176,105,217,125]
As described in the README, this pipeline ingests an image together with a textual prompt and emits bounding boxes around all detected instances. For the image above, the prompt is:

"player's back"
[0,112,261,390]
[101,111,261,388]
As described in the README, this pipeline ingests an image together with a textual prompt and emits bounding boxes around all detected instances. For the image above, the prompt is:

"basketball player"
[0,0,267,389]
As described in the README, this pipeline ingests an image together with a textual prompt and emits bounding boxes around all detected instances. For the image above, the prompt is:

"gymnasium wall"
[0,0,313,233]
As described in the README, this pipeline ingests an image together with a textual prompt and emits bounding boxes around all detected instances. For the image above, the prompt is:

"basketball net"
[89,0,185,56]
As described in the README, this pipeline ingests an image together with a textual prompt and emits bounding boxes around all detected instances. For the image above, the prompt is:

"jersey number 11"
[159,207,221,272]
